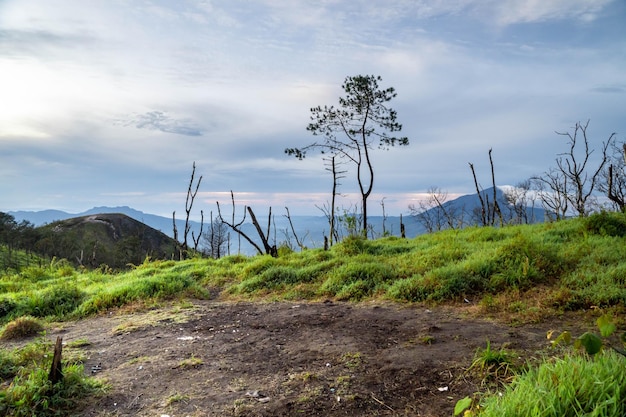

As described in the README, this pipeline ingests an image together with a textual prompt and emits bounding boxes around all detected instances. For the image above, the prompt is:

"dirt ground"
[39,300,589,417]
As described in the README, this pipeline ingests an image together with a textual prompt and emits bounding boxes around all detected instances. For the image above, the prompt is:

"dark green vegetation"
[1,212,626,416]
[1,212,178,271]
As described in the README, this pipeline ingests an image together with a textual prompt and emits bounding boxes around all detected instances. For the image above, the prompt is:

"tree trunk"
[48,336,63,384]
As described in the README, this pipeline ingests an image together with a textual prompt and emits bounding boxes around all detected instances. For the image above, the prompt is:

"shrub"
[387,274,430,302]
[334,235,367,256]
[19,266,50,282]
[0,348,18,379]
[0,297,17,321]
[1,316,44,340]
[585,211,626,237]
[28,285,86,318]
[1,363,106,416]
[79,273,206,316]
[236,266,300,293]
[320,261,397,300]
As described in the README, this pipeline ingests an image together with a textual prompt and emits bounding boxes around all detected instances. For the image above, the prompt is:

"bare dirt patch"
[39,300,589,416]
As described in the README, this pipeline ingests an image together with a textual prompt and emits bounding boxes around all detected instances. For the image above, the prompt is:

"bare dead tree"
[554,120,613,217]
[217,192,253,254]
[600,142,626,212]
[284,207,308,251]
[183,162,203,252]
[316,202,340,245]
[380,197,390,237]
[326,156,346,246]
[469,163,488,226]
[172,162,203,259]
[202,211,228,259]
[231,190,238,253]
[489,149,504,226]
[468,149,503,227]
[247,206,277,257]
[531,170,569,221]
[172,211,181,259]
[217,192,277,257]
[191,210,204,252]
[503,180,537,224]
[409,186,464,232]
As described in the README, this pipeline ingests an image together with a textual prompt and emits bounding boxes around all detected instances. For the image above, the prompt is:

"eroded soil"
[37,300,589,416]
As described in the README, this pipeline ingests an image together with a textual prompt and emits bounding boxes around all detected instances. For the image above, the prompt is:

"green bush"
[236,266,300,293]
[0,297,17,321]
[585,211,626,237]
[0,363,106,416]
[19,266,50,282]
[27,285,86,318]
[79,273,206,315]
[319,260,396,300]
[0,349,18,379]
[387,274,430,302]
[490,234,564,289]
[334,235,367,256]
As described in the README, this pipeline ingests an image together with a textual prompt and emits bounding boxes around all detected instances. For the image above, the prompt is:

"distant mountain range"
[9,186,547,255]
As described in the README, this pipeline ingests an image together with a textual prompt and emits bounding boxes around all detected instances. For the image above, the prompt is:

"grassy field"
[1,211,626,416]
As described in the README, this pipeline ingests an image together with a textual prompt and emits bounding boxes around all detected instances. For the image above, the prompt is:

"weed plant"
[470,341,518,385]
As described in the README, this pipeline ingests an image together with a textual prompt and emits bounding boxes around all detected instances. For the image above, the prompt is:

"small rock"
[245,390,260,398]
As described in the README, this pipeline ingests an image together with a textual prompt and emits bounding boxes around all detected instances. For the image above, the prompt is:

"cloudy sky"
[1,0,625,218]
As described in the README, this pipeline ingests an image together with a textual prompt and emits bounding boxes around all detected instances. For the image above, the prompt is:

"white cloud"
[0,0,624,216]
[394,0,615,24]
[491,0,614,25]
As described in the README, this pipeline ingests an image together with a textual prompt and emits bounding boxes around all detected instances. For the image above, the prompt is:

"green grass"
[478,351,626,417]
[0,337,107,416]
[1,213,626,324]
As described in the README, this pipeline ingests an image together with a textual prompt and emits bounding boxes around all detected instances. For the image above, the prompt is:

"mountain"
[35,213,178,268]
[436,186,547,226]
[8,209,76,226]
[9,207,422,255]
[8,186,546,256]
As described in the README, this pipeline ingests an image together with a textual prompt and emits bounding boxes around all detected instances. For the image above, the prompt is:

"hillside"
[35,213,178,268]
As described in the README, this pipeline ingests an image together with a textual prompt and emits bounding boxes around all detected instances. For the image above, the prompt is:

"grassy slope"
[1,212,625,325]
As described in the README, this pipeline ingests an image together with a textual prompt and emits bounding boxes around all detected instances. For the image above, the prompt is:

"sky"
[1,0,625,218]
